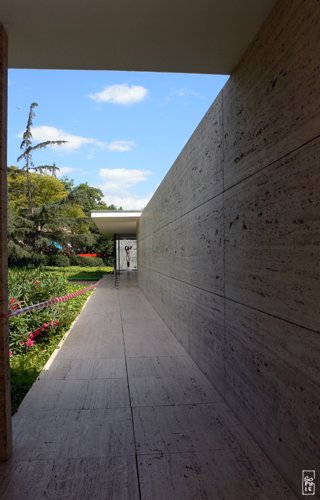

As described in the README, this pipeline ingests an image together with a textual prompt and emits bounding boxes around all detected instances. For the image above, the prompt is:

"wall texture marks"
[224,138,320,331]
[138,0,320,494]
[223,0,320,189]
[0,24,11,461]
[189,289,225,396]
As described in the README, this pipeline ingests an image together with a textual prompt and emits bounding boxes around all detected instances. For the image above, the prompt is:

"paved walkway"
[0,273,296,499]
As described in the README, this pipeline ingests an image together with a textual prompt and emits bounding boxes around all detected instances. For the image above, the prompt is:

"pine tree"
[17,102,67,214]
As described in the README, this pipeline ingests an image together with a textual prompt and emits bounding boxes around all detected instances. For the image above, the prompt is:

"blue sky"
[8,70,228,209]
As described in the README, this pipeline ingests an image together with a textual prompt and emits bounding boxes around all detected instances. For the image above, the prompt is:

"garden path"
[0,273,296,499]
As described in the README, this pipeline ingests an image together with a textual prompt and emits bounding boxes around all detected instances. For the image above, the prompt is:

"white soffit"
[91,211,141,237]
[0,0,277,73]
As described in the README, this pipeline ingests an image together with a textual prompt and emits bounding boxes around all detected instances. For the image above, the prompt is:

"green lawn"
[43,265,114,281]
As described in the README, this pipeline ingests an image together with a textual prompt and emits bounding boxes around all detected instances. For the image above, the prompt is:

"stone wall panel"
[190,290,225,396]
[225,138,320,331]
[223,0,320,189]
[224,299,320,493]
[138,0,320,493]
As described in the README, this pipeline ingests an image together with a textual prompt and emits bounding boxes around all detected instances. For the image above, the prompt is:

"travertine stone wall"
[138,0,320,493]
[0,24,11,461]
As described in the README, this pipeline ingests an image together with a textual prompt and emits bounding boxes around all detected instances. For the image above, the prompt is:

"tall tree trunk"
[26,158,33,215]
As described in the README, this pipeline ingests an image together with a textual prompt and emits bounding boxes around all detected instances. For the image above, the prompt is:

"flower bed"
[9,268,94,412]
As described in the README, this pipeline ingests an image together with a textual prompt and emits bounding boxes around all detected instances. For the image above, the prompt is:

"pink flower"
[26,339,35,348]
[20,341,25,346]
[56,320,59,325]
[9,297,20,311]
[43,323,48,328]
[29,332,35,340]
[9,350,13,357]
[49,320,54,327]
[34,328,40,337]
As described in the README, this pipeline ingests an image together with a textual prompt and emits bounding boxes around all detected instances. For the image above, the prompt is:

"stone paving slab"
[0,456,139,500]
[12,408,135,460]
[127,355,222,407]
[19,378,130,412]
[138,450,296,500]
[55,334,125,359]
[40,357,127,380]
[133,403,254,455]
[0,273,296,499]
[84,378,130,409]
[124,333,186,357]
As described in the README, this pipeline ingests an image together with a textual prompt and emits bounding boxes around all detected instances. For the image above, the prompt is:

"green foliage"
[42,265,113,278]
[69,255,104,267]
[9,268,66,302]
[8,167,68,213]
[10,343,58,413]
[7,207,34,266]
[7,181,89,266]
[48,254,70,267]
[59,176,74,191]
[17,102,67,214]
[8,268,69,354]
[7,240,32,266]
[8,104,119,266]
[9,273,92,413]
[68,271,109,281]
[67,183,108,216]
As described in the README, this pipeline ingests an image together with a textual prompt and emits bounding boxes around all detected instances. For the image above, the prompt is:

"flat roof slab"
[91,210,141,237]
[0,0,277,73]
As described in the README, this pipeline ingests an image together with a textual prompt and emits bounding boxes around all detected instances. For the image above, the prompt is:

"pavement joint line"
[6,453,142,463]
[118,283,143,500]
[135,448,229,457]
[13,407,134,415]
[39,377,128,381]
[130,401,225,409]
[0,454,140,467]
[126,354,189,359]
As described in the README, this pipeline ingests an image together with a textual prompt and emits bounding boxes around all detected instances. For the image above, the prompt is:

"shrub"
[69,255,77,266]
[69,255,104,267]
[32,253,50,266]
[8,242,50,267]
[8,241,33,267]
[9,279,92,413]
[49,254,70,267]
[8,268,69,354]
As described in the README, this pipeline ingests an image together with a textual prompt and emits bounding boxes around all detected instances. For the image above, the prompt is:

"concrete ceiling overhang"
[0,0,277,73]
[91,211,141,238]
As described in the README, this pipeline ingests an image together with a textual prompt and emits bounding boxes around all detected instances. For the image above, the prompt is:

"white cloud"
[107,140,135,152]
[173,88,202,98]
[89,84,148,105]
[26,126,106,152]
[161,87,203,106]
[57,166,74,175]
[98,167,153,210]
[18,126,135,154]
[99,168,151,192]
[103,193,153,211]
